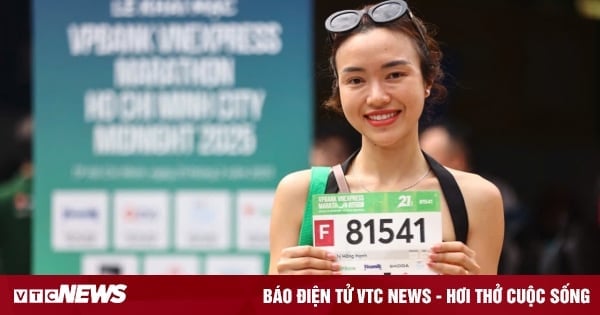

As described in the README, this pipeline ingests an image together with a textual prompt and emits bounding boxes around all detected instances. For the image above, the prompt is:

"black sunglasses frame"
[324,0,429,56]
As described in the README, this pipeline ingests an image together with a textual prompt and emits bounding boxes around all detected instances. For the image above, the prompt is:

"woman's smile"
[365,109,402,127]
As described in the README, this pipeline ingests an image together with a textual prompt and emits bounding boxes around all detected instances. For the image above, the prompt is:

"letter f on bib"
[314,220,334,246]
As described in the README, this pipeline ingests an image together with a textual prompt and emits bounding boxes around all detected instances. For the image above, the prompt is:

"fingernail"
[331,262,340,271]
[326,252,337,260]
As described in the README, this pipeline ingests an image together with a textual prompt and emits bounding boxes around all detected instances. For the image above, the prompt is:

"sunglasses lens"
[371,2,405,23]
[327,11,361,32]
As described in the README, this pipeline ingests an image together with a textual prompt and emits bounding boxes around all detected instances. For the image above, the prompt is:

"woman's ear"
[424,82,433,97]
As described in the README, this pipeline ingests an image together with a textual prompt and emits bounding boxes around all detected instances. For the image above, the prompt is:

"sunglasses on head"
[325,0,428,54]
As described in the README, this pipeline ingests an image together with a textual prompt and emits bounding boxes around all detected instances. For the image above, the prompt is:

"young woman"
[269,0,504,275]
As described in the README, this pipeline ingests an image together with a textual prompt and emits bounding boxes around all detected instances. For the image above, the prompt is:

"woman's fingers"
[427,261,470,275]
[277,246,340,274]
[428,242,480,275]
[278,265,341,275]
[431,242,475,257]
[281,245,337,260]
[428,252,480,274]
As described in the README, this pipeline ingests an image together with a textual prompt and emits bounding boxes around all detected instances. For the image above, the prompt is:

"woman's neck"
[348,135,429,189]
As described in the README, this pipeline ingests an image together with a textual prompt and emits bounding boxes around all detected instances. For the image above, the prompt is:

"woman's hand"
[427,241,481,275]
[276,245,340,275]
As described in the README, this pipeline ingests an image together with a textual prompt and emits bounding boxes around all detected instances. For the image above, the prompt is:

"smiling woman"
[269,0,504,275]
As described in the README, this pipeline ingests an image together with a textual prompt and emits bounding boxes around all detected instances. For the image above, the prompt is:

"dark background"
[0,2,31,180]
[0,0,598,273]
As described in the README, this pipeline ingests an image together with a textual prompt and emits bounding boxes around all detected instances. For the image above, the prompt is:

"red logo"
[314,220,334,246]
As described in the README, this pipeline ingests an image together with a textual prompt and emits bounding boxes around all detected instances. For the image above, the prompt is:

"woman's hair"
[323,4,447,114]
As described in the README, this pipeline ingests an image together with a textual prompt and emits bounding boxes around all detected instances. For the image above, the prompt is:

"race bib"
[312,191,442,275]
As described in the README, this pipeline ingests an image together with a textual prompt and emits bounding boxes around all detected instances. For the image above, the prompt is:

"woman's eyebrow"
[381,59,412,69]
[341,59,412,74]
[341,66,365,74]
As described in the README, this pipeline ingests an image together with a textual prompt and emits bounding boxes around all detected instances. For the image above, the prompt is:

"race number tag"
[312,191,442,275]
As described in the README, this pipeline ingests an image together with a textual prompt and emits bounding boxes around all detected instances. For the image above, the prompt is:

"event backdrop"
[33,0,313,274]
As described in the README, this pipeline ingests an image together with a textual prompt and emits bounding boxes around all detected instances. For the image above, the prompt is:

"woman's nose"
[366,82,391,107]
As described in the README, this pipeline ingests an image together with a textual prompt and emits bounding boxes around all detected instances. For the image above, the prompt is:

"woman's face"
[335,27,430,147]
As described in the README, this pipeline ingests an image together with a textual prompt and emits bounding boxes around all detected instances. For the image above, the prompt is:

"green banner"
[33,0,313,274]
[313,191,441,215]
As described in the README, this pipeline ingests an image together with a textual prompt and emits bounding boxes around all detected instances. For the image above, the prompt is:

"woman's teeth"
[367,112,398,121]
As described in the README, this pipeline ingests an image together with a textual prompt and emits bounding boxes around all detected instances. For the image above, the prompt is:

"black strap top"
[324,150,469,244]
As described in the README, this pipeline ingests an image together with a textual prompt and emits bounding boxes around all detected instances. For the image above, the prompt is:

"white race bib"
[312,191,442,275]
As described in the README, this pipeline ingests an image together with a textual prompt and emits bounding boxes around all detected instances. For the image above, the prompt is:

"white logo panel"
[52,190,108,250]
[236,190,274,250]
[113,190,169,250]
[81,254,138,275]
[144,255,200,275]
[175,190,231,250]
[204,255,264,275]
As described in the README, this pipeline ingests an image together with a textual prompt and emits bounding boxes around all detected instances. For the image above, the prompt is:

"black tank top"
[323,150,469,243]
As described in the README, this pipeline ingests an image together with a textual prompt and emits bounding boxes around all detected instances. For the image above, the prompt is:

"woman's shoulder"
[274,169,312,197]
[278,169,312,185]
[271,169,315,220]
[446,168,503,209]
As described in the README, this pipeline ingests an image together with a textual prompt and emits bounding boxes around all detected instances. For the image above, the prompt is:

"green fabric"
[298,166,330,246]
[0,173,32,274]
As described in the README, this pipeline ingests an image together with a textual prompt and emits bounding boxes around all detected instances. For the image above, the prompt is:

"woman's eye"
[388,72,405,79]
[346,77,363,85]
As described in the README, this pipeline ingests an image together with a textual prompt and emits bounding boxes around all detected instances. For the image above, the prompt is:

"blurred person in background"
[0,113,33,274]
[310,133,354,166]
[419,122,471,172]
[310,120,358,167]
[523,184,600,274]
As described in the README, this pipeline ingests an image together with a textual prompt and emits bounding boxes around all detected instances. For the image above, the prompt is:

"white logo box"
[81,254,138,275]
[52,190,109,251]
[144,255,201,275]
[174,190,232,250]
[113,190,169,250]
[235,190,275,250]
[204,255,264,275]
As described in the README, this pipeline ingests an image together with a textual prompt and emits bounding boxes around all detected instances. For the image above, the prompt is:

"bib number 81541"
[346,218,425,245]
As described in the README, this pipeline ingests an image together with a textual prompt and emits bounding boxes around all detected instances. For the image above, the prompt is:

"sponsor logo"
[241,204,270,217]
[123,206,157,222]
[364,264,383,271]
[13,284,127,304]
[100,264,122,275]
[63,207,98,220]
[237,191,273,218]
[189,205,216,222]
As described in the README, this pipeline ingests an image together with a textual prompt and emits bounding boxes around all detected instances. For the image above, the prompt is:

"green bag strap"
[298,166,331,245]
